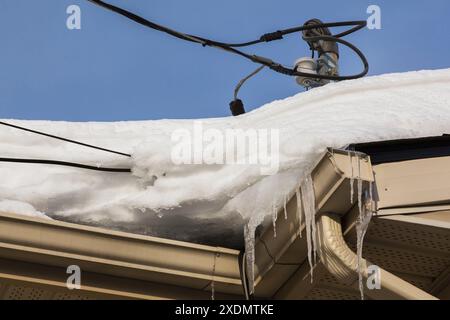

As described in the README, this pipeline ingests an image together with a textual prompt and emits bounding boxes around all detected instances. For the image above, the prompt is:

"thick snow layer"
[0,200,51,220]
[1,68,450,249]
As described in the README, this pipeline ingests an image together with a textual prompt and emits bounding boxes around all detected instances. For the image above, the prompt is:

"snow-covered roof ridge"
[250,68,450,115]
[1,68,450,248]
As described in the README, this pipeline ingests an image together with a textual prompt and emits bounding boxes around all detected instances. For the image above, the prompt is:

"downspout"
[317,213,438,300]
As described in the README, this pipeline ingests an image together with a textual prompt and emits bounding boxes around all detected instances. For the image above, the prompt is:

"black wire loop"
[87,0,369,81]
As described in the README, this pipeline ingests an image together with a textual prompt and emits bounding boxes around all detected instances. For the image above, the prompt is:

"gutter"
[253,148,374,297]
[0,212,243,299]
[253,148,440,300]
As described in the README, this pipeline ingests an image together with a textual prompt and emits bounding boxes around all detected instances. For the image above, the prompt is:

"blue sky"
[1,0,449,121]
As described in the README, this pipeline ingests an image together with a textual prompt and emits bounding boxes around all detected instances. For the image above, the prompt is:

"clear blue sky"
[1,0,449,121]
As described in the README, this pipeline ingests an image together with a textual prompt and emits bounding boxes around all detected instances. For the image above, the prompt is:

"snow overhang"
[0,137,449,300]
[0,148,375,299]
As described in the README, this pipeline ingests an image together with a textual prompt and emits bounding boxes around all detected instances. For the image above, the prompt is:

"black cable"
[229,66,265,116]
[0,157,131,173]
[234,66,265,101]
[0,121,131,158]
[87,0,369,81]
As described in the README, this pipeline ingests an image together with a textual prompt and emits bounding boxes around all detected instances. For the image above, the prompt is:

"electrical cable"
[0,121,132,172]
[0,121,131,158]
[234,66,265,101]
[0,157,131,172]
[87,0,369,81]
[229,66,264,116]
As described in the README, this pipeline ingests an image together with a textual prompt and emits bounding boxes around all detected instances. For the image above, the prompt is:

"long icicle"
[296,188,303,238]
[301,173,317,282]
[211,252,218,300]
[355,157,375,300]
[349,151,355,204]
[356,188,374,300]
[244,223,256,294]
[284,196,288,220]
[272,202,277,238]
[356,155,364,299]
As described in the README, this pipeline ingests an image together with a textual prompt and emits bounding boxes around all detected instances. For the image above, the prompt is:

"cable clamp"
[259,30,283,42]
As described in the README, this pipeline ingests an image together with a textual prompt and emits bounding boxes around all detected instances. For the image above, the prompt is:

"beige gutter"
[254,149,442,300]
[0,212,243,299]
[253,149,374,297]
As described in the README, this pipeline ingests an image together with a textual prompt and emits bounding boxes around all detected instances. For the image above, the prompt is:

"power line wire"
[234,66,265,101]
[0,157,131,173]
[0,121,132,172]
[87,0,369,81]
[0,121,131,158]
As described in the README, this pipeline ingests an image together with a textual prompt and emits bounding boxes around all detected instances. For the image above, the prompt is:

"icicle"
[211,279,215,301]
[300,173,317,282]
[348,151,354,204]
[357,179,363,214]
[211,252,219,300]
[244,223,256,294]
[356,153,363,215]
[356,179,375,300]
[283,196,288,220]
[350,178,355,204]
[295,188,302,238]
[272,203,277,238]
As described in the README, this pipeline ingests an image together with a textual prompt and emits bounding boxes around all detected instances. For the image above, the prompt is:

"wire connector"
[259,31,284,42]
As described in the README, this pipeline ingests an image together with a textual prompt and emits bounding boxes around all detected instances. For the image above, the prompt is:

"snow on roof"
[1,68,450,248]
